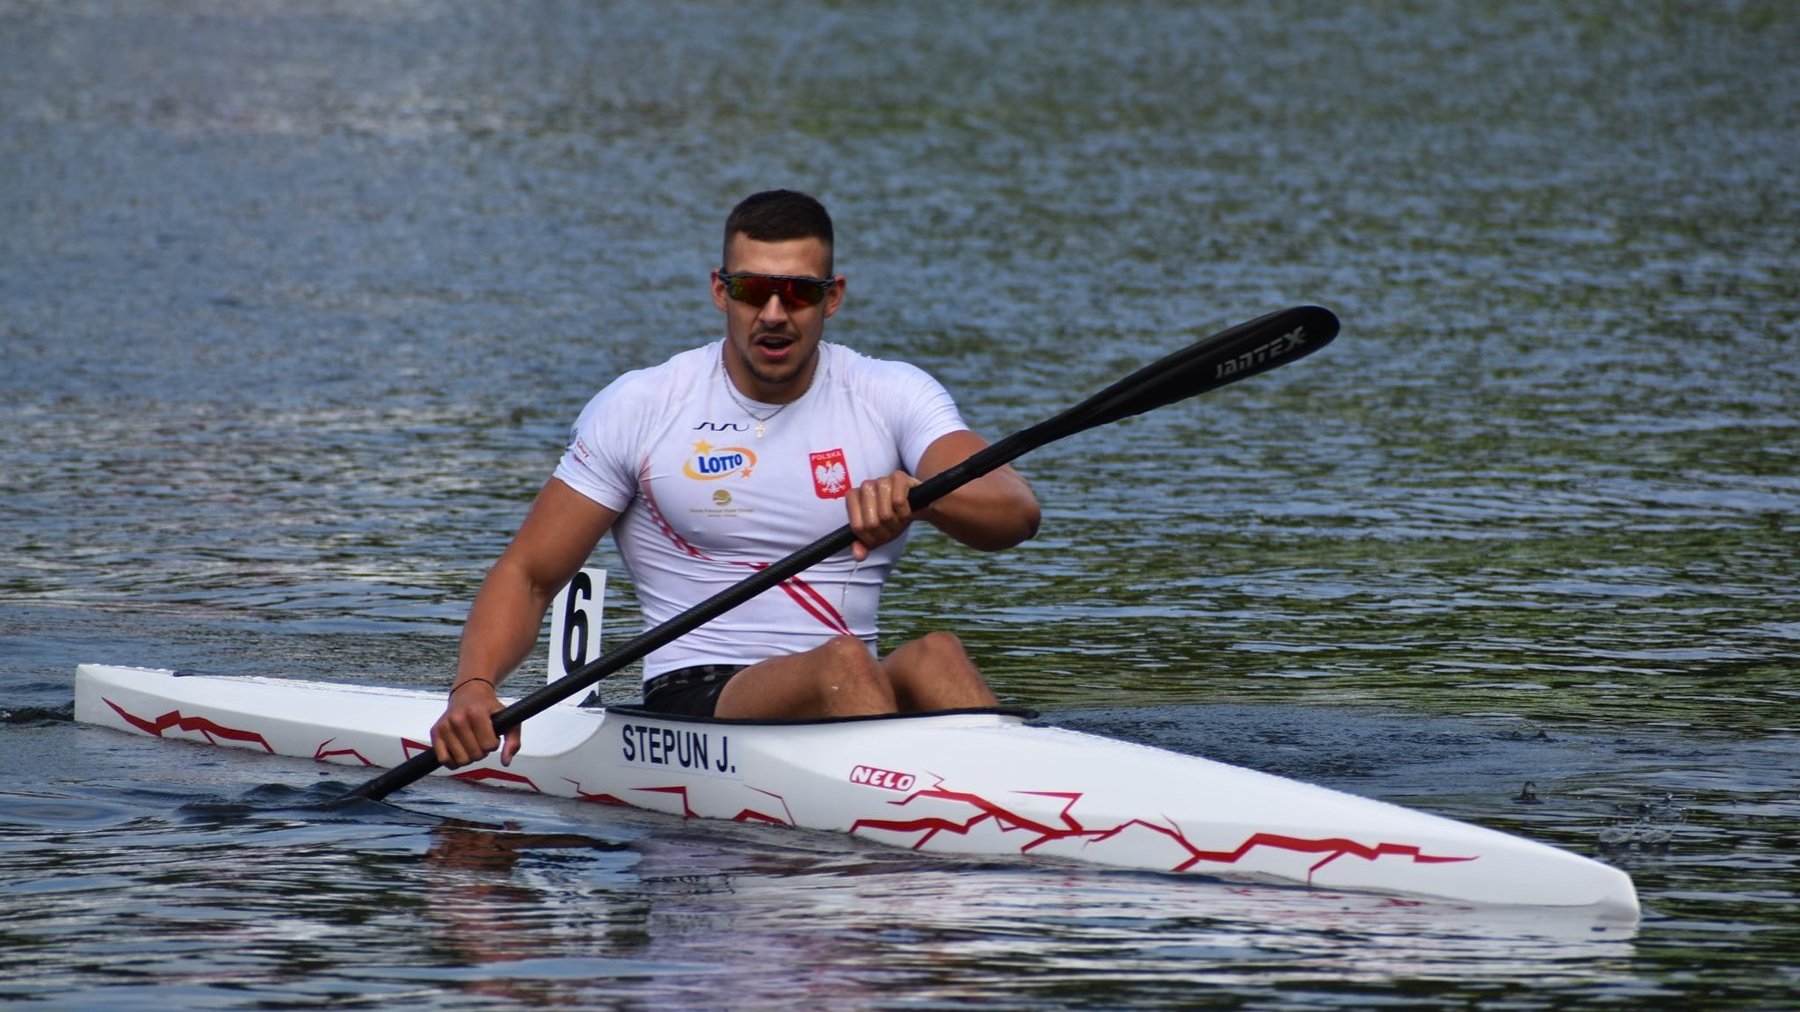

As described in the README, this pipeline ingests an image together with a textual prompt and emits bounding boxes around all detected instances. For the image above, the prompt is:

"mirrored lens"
[721,273,834,308]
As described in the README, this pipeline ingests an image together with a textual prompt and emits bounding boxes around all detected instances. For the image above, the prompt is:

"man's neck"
[723,343,822,405]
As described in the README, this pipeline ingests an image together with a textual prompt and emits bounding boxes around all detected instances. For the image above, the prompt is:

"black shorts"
[640,664,746,718]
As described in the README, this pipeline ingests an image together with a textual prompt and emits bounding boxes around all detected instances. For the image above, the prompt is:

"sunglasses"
[717,271,838,308]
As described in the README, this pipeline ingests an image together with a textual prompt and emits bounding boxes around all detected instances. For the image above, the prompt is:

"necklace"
[720,357,790,439]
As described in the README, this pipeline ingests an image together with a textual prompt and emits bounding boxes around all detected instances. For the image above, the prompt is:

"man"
[431,190,1039,769]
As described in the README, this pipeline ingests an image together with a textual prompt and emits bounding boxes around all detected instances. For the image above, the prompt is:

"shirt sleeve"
[867,359,967,473]
[551,373,648,513]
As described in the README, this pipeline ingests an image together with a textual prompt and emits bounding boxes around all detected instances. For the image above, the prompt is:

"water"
[3,0,1795,1006]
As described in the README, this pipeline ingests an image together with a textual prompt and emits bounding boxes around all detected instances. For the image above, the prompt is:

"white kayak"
[73,662,1638,917]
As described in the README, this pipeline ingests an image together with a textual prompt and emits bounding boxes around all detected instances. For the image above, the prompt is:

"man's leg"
[714,635,896,719]
[881,631,998,711]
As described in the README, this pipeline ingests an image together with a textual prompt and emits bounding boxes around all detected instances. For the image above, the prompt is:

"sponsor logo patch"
[683,440,756,480]
[849,764,916,792]
[810,448,850,499]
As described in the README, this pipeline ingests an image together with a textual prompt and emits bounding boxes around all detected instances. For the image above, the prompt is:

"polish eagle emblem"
[809,448,852,499]
[814,459,848,495]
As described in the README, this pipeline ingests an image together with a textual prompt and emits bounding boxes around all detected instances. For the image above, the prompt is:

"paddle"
[343,305,1339,802]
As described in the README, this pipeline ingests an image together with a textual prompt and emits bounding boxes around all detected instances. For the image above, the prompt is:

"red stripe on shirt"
[640,474,854,637]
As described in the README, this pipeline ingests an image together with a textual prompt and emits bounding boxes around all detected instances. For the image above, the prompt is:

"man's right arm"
[431,478,620,768]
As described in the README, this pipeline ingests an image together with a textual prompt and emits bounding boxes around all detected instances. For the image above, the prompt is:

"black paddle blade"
[908,305,1338,505]
[1048,305,1338,440]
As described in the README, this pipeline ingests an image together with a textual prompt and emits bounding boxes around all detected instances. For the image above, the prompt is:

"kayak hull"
[73,663,1639,917]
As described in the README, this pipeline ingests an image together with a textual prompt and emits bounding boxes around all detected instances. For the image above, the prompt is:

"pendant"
[755,421,766,439]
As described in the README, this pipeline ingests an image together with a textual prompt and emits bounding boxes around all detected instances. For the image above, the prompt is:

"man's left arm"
[846,430,1040,559]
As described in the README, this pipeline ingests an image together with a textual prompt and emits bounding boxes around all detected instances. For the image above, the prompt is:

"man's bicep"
[914,429,990,479]
[913,430,1039,550]
[506,478,621,595]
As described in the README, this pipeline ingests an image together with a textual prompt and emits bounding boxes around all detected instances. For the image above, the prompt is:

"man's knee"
[885,631,977,683]
[923,630,965,652]
[816,633,875,663]
[914,630,969,666]
[800,635,893,711]
[815,635,884,682]
[884,630,993,711]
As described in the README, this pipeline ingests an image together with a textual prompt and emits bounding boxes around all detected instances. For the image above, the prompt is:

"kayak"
[73,662,1639,917]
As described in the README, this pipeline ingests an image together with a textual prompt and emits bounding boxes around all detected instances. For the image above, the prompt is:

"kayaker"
[431,189,1040,769]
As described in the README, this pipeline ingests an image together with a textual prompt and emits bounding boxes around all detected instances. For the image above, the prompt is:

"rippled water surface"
[3,1,1796,1007]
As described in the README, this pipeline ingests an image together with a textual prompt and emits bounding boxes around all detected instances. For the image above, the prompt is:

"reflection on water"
[0,771,1643,1010]
[2,0,1796,1006]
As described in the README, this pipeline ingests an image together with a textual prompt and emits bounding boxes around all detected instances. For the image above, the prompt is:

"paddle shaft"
[344,305,1339,801]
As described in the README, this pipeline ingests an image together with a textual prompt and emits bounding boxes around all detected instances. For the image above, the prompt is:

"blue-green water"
[3,1,1795,1007]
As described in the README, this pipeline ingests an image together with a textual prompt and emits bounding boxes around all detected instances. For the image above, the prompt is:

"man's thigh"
[714,638,893,719]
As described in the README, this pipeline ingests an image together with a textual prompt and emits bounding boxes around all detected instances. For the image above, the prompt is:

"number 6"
[547,567,606,698]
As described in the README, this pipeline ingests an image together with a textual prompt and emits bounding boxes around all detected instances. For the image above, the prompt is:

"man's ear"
[710,269,731,313]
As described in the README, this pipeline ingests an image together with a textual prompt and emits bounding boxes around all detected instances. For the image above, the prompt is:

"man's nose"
[757,294,791,321]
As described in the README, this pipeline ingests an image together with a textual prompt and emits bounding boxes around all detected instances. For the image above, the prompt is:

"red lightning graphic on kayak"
[631,784,793,826]
[850,778,1475,880]
[103,698,275,753]
[315,738,376,765]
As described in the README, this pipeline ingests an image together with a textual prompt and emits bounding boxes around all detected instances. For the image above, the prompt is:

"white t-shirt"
[552,340,966,680]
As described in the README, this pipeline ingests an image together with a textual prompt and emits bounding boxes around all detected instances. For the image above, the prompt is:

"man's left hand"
[846,469,923,561]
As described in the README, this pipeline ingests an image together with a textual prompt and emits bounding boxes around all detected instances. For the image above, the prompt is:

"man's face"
[712,234,844,400]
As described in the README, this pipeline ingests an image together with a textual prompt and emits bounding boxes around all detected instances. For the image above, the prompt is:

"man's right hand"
[431,680,520,768]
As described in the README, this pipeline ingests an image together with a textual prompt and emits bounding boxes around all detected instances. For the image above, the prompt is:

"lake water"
[3,1,1796,1007]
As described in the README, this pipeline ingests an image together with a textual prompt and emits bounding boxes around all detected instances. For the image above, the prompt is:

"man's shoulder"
[823,342,941,392]
[571,342,717,432]
[818,344,966,456]
[590,343,718,403]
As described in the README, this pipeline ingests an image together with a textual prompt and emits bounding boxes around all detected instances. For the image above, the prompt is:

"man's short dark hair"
[722,190,834,271]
